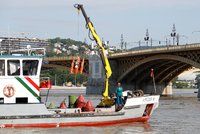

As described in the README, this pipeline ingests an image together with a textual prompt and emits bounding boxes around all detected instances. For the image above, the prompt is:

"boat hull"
[1,116,149,128]
[0,95,159,128]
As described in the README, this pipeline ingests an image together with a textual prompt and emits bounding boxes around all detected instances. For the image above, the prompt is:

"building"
[0,37,50,53]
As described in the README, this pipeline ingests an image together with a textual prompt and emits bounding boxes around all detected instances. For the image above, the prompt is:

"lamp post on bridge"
[120,34,124,51]
[138,40,141,47]
[120,34,127,51]
[144,29,150,46]
[170,24,177,45]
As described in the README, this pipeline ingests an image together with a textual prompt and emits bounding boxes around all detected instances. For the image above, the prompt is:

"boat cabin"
[0,48,45,104]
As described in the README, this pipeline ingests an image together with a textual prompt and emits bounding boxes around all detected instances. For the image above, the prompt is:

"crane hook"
[74,4,82,10]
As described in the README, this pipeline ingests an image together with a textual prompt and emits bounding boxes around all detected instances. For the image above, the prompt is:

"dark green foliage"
[174,82,189,89]
[48,37,85,46]
[41,37,89,86]
[41,68,88,86]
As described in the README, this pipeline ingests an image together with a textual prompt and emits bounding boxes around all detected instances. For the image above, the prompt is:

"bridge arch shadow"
[118,54,200,90]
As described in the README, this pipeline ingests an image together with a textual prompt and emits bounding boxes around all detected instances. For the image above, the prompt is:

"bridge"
[43,43,200,95]
[42,56,89,74]
[109,43,200,94]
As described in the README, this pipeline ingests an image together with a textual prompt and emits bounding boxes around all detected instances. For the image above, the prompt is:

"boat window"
[7,60,20,76]
[0,60,5,76]
[0,98,4,104]
[23,60,39,76]
[16,97,28,104]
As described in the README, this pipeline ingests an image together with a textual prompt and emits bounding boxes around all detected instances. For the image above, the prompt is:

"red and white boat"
[0,49,159,128]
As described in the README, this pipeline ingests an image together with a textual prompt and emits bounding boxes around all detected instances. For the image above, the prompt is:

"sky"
[1,0,200,48]
[178,68,200,80]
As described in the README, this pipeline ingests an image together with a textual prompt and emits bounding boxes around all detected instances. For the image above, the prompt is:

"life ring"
[3,85,15,98]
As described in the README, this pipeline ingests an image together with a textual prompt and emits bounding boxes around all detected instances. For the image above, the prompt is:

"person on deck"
[116,82,123,106]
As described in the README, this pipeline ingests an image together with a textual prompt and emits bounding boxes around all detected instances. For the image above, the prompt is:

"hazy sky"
[179,68,200,80]
[1,0,200,47]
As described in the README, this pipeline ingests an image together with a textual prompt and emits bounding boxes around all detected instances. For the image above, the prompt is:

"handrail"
[110,43,200,58]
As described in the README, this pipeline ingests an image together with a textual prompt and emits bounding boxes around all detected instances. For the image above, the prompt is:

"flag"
[150,68,154,77]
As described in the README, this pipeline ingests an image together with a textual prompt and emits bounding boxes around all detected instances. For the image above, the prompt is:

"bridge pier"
[162,82,173,96]
[122,82,173,95]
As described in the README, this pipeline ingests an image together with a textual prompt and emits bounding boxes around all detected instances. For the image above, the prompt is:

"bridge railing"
[44,56,74,61]
[44,56,88,61]
[110,43,200,57]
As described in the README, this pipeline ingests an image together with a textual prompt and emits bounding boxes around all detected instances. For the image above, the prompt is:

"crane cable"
[77,9,80,41]
[77,8,94,41]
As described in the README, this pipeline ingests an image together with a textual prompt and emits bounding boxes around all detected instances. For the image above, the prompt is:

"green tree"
[41,68,88,86]
[172,76,178,86]
[175,82,189,89]
[47,37,89,57]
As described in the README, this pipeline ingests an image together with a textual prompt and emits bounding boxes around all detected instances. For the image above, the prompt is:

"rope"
[77,10,80,41]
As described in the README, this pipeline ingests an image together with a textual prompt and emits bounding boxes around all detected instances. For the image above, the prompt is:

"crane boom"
[74,4,112,99]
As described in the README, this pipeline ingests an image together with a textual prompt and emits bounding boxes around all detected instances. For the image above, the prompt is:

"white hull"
[0,95,159,128]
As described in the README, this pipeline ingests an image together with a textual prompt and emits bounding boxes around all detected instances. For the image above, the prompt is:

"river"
[1,89,200,134]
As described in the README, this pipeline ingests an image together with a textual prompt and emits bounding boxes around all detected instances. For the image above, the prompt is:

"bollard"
[68,95,77,108]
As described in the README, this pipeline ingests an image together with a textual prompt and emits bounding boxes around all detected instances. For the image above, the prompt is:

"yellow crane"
[74,4,114,106]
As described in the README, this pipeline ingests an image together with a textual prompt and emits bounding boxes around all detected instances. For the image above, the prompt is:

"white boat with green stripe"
[0,48,159,128]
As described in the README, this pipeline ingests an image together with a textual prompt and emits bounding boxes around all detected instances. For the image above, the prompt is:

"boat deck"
[0,111,125,119]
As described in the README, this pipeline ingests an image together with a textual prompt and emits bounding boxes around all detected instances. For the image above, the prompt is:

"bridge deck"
[109,43,200,58]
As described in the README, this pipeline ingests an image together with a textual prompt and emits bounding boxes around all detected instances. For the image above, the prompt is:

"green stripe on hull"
[16,77,41,101]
